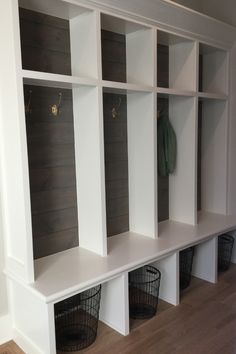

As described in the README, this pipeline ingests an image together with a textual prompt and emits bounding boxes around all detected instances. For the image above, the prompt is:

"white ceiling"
[169,0,236,28]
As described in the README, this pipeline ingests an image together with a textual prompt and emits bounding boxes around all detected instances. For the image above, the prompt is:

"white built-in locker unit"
[0,0,236,352]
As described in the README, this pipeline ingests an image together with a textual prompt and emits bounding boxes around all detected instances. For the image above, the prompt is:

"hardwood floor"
[1,264,236,354]
[0,341,24,354]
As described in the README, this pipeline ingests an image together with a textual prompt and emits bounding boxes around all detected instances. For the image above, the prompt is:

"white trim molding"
[74,0,236,48]
[0,314,12,345]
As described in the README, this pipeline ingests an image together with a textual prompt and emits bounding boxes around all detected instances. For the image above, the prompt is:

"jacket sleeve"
[165,118,177,174]
[158,117,168,177]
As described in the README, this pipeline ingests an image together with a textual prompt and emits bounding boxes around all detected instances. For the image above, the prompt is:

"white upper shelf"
[22,211,236,304]
[19,0,89,20]
[157,87,195,97]
[22,70,98,89]
[102,80,154,93]
[198,91,228,100]
[101,13,149,35]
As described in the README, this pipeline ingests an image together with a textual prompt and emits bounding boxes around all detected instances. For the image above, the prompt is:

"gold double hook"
[25,90,32,115]
[25,90,63,117]
[51,92,62,117]
[111,97,122,119]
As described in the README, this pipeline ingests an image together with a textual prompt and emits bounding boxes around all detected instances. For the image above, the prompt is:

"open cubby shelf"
[199,43,228,95]
[101,14,154,86]
[157,30,196,92]
[157,94,196,225]
[1,0,234,353]
[198,98,228,215]
[19,0,99,79]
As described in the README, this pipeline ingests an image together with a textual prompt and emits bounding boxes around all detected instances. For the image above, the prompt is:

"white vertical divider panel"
[0,0,34,283]
[70,9,99,79]
[9,280,56,354]
[201,100,228,214]
[202,49,228,94]
[100,273,129,335]
[153,30,158,237]
[127,92,157,238]
[194,42,200,215]
[153,29,158,87]
[195,42,200,92]
[192,237,218,283]
[126,27,155,86]
[73,86,107,256]
[96,10,103,81]
[152,252,179,306]
[169,96,197,225]
[169,41,197,91]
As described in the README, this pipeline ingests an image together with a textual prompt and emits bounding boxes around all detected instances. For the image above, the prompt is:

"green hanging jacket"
[158,114,177,177]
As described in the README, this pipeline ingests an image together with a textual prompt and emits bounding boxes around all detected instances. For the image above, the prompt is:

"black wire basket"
[179,247,195,291]
[129,265,161,319]
[218,234,235,272]
[55,285,101,352]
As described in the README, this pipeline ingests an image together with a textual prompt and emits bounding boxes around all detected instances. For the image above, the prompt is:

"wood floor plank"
[0,341,24,354]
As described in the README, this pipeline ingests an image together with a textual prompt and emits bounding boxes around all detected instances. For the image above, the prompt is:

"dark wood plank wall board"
[31,188,77,214]
[32,208,78,238]
[29,166,76,193]
[33,229,78,261]
[198,102,202,211]
[101,30,126,82]
[157,43,170,222]
[157,97,170,222]
[199,54,203,92]
[102,28,129,237]
[157,44,169,88]
[24,85,78,259]
[198,54,203,210]
[103,93,129,237]
[19,8,71,75]
[28,144,76,169]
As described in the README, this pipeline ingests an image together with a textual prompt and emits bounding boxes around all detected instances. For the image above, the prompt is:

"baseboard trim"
[0,313,12,344]
[13,328,42,354]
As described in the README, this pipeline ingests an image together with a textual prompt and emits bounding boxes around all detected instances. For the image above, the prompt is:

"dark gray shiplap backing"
[24,86,79,259]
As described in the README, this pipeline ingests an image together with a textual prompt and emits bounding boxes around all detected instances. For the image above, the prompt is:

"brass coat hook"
[25,90,32,115]
[111,97,122,119]
[51,92,62,117]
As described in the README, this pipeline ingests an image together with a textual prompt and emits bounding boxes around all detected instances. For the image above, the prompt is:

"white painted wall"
[228,42,236,215]
[168,0,202,13]
[0,192,11,344]
[0,73,11,344]
[0,220,8,317]
[201,0,236,28]
[170,0,236,28]
[91,0,236,47]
